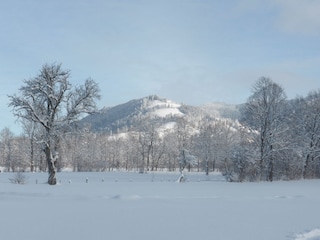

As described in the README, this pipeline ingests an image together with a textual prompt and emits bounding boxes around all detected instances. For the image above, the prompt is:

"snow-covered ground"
[0,171,319,240]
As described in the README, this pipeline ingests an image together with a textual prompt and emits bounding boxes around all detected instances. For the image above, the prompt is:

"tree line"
[1,64,320,183]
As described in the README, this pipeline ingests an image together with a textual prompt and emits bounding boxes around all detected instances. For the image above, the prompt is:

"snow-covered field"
[1,171,319,240]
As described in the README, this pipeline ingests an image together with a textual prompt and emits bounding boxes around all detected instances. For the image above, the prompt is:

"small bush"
[9,172,29,184]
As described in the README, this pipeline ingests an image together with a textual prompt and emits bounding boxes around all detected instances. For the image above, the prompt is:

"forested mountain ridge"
[3,79,320,181]
[4,64,319,181]
[79,95,240,134]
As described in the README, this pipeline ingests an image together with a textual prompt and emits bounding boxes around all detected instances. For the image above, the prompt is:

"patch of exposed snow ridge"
[147,99,180,109]
[148,99,183,118]
[295,228,320,240]
[153,108,183,118]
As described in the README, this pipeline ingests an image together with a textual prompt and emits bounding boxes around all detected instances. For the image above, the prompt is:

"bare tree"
[0,128,15,171]
[9,63,100,184]
[136,117,160,172]
[21,120,42,172]
[195,120,214,175]
[240,77,287,181]
[292,91,320,178]
[177,148,197,181]
[162,131,179,171]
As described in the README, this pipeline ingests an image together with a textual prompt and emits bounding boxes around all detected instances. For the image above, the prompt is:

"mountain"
[79,95,240,134]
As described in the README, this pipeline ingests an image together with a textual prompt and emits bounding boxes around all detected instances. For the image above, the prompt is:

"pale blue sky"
[1,0,319,134]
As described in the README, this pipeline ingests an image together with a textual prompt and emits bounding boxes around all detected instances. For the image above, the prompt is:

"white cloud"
[274,0,320,35]
[236,0,320,35]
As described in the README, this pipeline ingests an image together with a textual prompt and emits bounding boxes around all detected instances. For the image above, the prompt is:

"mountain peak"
[79,95,240,133]
[80,95,184,132]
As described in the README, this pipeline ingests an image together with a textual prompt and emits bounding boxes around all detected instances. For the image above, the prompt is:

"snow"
[147,99,181,110]
[152,107,183,118]
[295,229,320,240]
[146,99,184,118]
[0,171,319,240]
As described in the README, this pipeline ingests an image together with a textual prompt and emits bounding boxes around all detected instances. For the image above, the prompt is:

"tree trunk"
[205,159,209,176]
[30,137,34,172]
[267,144,274,182]
[44,145,57,185]
[303,153,313,179]
[268,158,273,182]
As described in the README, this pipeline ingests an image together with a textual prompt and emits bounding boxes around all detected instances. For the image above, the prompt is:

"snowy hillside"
[79,95,239,135]
[1,171,319,240]
[79,95,194,133]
